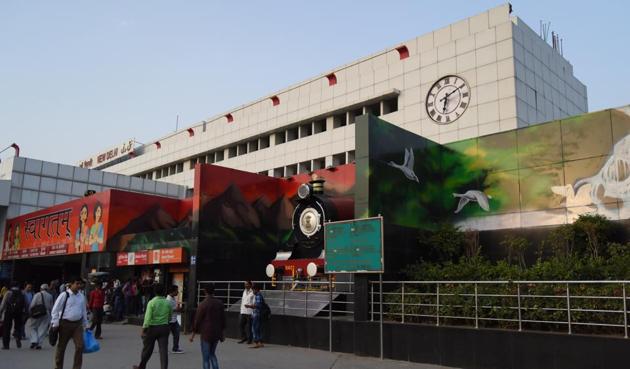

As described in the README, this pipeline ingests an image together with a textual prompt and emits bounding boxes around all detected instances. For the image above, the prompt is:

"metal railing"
[369,280,630,338]
[197,280,355,319]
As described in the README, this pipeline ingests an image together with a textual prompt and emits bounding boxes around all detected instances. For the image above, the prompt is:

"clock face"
[425,75,471,124]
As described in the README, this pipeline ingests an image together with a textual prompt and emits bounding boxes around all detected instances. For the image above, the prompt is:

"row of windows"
[259,151,356,178]
[134,97,397,180]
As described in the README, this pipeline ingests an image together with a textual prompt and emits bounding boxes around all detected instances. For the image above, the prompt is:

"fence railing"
[369,280,630,338]
[197,280,355,319]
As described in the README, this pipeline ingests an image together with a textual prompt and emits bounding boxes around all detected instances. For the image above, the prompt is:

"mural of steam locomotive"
[267,177,354,280]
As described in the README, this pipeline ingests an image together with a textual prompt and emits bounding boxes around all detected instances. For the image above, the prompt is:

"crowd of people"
[0,279,268,369]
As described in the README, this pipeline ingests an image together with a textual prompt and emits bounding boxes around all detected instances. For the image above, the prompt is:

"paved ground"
[0,323,457,369]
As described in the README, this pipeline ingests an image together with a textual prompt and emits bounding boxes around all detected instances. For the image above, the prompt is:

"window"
[169,165,177,175]
[347,150,355,163]
[259,136,270,149]
[155,170,162,179]
[286,127,298,142]
[333,113,347,128]
[258,170,269,176]
[273,167,284,178]
[237,143,248,156]
[176,163,184,173]
[198,155,206,164]
[366,102,381,116]
[382,97,398,115]
[333,153,346,166]
[275,132,286,145]
[285,164,297,176]
[190,158,197,170]
[248,140,259,152]
[207,153,215,164]
[349,107,363,124]
[161,168,169,178]
[299,123,312,138]
[314,119,326,133]
[228,146,237,158]
[215,150,224,162]
[312,157,326,170]
[299,161,311,174]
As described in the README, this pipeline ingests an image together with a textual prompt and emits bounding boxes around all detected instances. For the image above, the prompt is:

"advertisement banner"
[116,247,184,266]
[2,192,111,260]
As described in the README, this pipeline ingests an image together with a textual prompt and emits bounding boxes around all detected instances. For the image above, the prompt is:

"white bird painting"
[387,148,419,183]
[453,190,492,214]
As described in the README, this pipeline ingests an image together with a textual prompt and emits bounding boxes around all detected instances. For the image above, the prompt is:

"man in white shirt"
[238,281,254,344]
[166,285,183,354]
[51,277,88,369]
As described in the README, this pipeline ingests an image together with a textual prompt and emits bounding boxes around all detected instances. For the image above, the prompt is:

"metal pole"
[517,283,522,332]
[227,282,231,309]
[371,282,374,322]
[401,282,405,323]
[305,282,309,317]
[474,283,479,329]
[379,274,383,360]
[329,278,333,352]
[623,283,628,339]
[283,282,286,316]
[566,283,572,335]
[436,284,440,327]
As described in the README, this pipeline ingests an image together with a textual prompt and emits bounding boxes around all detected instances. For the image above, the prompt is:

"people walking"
[166,285,183,354]
[133,284,172,369]
[51,277,89,369]
[21,282,34,339]
[88,283,105,339]
[27,283,54,349]
[247,285,265,348]
[0,281,26,349]
[190,284,225,369]
[238,281,254,344]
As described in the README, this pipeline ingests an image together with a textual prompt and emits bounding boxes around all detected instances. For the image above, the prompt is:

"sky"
[1,1,628,165]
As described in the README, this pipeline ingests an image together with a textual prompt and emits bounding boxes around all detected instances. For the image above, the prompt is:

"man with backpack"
[0,281,25,349]
[27,283,54,349]
[246,284,270,349]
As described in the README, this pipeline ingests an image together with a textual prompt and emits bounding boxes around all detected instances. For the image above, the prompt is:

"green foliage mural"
[364,106,630,231]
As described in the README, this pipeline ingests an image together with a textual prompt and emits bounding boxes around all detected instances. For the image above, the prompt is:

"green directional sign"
[324,216,384,273]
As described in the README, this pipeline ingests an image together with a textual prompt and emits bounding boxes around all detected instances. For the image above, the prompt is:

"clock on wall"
[425,75,471,124]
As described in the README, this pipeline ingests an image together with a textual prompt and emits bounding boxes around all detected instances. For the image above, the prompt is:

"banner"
[116,247,184,266]
[2,192,111,259]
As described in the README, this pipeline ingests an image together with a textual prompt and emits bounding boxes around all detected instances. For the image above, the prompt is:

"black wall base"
[225,312,630,369]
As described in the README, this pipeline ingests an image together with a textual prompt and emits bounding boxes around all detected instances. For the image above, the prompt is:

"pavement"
[0,323,457,369]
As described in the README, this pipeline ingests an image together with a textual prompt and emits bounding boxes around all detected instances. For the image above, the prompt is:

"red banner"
[2,192,111,260]
[116,247,184,266]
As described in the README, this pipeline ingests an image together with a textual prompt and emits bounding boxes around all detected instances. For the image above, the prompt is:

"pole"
[623,283,628,339]
[517,283,522,332]
[566,283,572,335]
[329,278,333,352]
[379,273,383,360]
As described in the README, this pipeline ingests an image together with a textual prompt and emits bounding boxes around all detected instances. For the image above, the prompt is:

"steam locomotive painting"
[268,176,354,280]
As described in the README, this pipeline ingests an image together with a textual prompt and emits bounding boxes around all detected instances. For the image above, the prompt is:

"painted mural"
[193,163,355,280]
[364,106,630,231]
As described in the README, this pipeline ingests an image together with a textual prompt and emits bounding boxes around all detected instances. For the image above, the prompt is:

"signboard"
[116,247,184,266]
[2,192,111,260]
[324,216,383,273]
[78,139,135,169]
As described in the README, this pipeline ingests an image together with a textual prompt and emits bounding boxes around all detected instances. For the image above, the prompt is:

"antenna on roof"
[175,115,179,132]
[539,21,551,42]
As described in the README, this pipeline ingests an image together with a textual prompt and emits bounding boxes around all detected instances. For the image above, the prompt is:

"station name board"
[78,139,135,169]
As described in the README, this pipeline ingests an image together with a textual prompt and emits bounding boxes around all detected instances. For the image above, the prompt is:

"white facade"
[99,4,587,188]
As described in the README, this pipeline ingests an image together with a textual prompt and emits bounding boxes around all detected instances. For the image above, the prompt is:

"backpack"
[260,295,271,320]
[6,291,25,314]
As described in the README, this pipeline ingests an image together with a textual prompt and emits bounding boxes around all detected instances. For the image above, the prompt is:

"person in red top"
[88,284,105,339]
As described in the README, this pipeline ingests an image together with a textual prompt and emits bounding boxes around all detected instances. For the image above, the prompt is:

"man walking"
[0,281,25,349]
[133,284,172,369]
[21,282,34,340]
[190,284,225,369]
[88,283,105,339]
[27,283,54,349]
[166,285,183,354]
[51,277,88,369]
[237,281,254,344]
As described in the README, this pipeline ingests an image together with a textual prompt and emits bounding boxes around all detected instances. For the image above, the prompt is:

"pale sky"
[1,1,627,164]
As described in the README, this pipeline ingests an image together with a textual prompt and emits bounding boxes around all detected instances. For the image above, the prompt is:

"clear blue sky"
[1,1,627,164]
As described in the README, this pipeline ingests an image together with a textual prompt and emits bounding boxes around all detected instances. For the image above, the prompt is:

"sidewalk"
[0,324,457,369]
